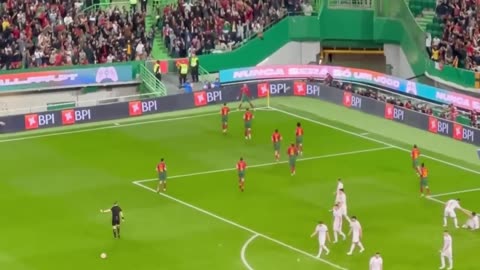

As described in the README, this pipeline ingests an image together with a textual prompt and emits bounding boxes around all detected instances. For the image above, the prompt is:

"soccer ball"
[100,253,107,259]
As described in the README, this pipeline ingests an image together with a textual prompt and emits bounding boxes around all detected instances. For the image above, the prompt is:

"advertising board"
[1,80,479,146]
[219,65,480,111]
[0,65,134,92]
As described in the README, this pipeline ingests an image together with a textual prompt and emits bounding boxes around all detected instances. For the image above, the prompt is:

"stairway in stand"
[146,0,170,59]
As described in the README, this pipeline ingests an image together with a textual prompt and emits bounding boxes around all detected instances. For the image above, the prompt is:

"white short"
[352,233,360,243]
[333,220,343,231]
[340,205,348,216]
[466,219,479,230]
[319,238,326,246]
[441,250,452,258]
[444,209,456,218]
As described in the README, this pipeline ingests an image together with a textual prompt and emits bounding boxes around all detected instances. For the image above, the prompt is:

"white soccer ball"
[100,253,107,259]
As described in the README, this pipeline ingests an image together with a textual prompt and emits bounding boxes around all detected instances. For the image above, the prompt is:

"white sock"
[443,217,447,226]
[454,218,458,227]
[317,246,323,257]
[339,231,346,239]
[440,255,445,268]
[448,256,453,268]
[333,232,338,242]
[348,244,355,253]
[323,245,330,254]
[358,242,365,250]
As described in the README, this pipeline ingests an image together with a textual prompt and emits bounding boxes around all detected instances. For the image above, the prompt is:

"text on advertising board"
[384,104,406,121]
[293,81,320,96]
[61,109,92,125]
[24,113,55,130]
[194,90,223,107]
[129,100,159,116]
[219,65,480,111]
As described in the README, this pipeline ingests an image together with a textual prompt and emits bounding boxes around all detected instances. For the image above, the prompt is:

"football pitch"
[1,98,480,270]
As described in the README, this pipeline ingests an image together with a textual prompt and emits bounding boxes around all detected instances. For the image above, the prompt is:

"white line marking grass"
[241,234,259,270]
[360,132,369,136]
[135,146,392,183]
[429,188,480,198]
[272,107,480,176]
[0,107,269,143]
[132,181,349,270]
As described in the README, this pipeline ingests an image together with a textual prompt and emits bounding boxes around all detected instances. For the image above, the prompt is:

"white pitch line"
[134,146,392,183]
[429,188,480,198]
[132,181,349,270]
[426,196,446,205]
[240,234,259,270]
[360,132,370,136]
[0,107,268,143]
[272,107,480,176]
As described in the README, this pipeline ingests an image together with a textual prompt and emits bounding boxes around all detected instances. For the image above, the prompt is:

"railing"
[139,63,167,97]
[328,0,374,9]
[0,93,156,116]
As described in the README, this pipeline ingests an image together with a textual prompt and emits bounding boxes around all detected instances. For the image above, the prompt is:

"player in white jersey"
[369,252,383,270]
[336,178,344,192]
[443,199,462,228]
[310,221,330,257]
[462,211,479,231]
[336,188,349,220]
[332,203,346,243]
[347,216,365,255]
[439,230,453,270]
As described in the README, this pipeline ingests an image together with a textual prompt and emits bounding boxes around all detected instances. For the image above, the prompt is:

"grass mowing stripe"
[134,146,393,183]
[272,107,480,177]
[132,181,349,270]
[0,106,269,143]
[240,234,259,270]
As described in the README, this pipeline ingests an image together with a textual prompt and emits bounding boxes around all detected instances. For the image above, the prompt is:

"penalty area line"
[429,188,480,198]
[132,181,349,270]
[241,234,259,270]
[134,146,393,183]
[271,107,480,177]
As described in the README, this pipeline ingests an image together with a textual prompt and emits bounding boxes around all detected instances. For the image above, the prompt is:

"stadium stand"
[158,0,313,57]
[419,0,480,71]
[0,0,150,70]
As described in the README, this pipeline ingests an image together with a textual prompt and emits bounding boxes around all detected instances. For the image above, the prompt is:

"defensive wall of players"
[1,70,480,146]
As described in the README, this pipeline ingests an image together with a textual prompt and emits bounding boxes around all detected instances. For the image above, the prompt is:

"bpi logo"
[384,104,405,121]
[257,82,289,98]
[293,81,320,96]
[129,100,159,116]
[343,92,362,108]
[61,109,92,125]
[24,113,56,130]
[453,123,475,142]
[428,117,450,135]
[193,90,222,107]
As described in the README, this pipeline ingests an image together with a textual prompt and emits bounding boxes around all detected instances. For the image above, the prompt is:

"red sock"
[244,130,248,137]
[163,182,167,190]
[426,188,431,195]
[291,166,295,173]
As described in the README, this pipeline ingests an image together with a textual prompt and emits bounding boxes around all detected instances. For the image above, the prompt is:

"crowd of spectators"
[428,0,480,71]
[159,0,314,57]
[0,0,151,70]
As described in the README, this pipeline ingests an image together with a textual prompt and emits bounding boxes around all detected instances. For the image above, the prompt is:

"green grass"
[1,102,480,270]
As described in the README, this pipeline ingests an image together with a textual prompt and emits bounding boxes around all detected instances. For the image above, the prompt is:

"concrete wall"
[257,42,321,66]
[0,86,138,115]
[384,44,415,79]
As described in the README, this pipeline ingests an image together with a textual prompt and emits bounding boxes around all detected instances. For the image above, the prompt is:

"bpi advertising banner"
[1,79,480,146]
[219,65,480,111]
[0,65,134,92]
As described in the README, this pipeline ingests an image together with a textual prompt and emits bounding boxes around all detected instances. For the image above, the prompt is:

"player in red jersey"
[419,163,430,197]
[295,122,304,156]
[287,143,298,175]
[221,103,230,133]
[236,157,247,192]
[156,158,167,192]
[411,144,421,175]
[272,129,283,161]
[238,84,254,110]
[243,108,254,140]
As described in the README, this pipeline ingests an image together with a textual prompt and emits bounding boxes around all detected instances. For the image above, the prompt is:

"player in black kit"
[101,202,124,238]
